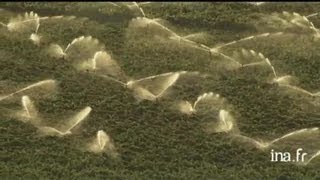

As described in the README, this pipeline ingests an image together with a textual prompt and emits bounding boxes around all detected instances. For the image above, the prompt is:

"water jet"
[128,17,211,53]
[0,79,56,102]
[211,32,283,50]
[20,95,39,123]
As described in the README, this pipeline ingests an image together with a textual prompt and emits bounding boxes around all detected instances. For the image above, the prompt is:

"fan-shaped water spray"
[216,48,279,78]
[234,49,265,67]
[84,51,127,81]
[29,16,64,45]
[86,52,195,102]
[216,110,234,133]
[98,71,200,102]
[0,12,70,46]
[87,130,117,156]
[204,109,235,134]
[126,72,181,102]
[4,11,40,33]
[30,33,41,45]
[226,49,278,75]
[128,17,178,38]
[177,100,195,115]
[210,46,277,74]
[48,36,105,62]
[256,11,320,38]
[177,92,226,115]
[274,75,320,97]
[97,130,109,150]
[37,106,92,137]
[232,127,320,165]
[128,17,211,53]
[67,36,99,53]
[47,44,66,59]
[233,127,320,150]
[1,12,76,32]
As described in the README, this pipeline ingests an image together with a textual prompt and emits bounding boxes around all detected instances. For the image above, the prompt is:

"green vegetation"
[0,2,320,179]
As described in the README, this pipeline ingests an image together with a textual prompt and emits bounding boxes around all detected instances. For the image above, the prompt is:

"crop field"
[0,2,320,179]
